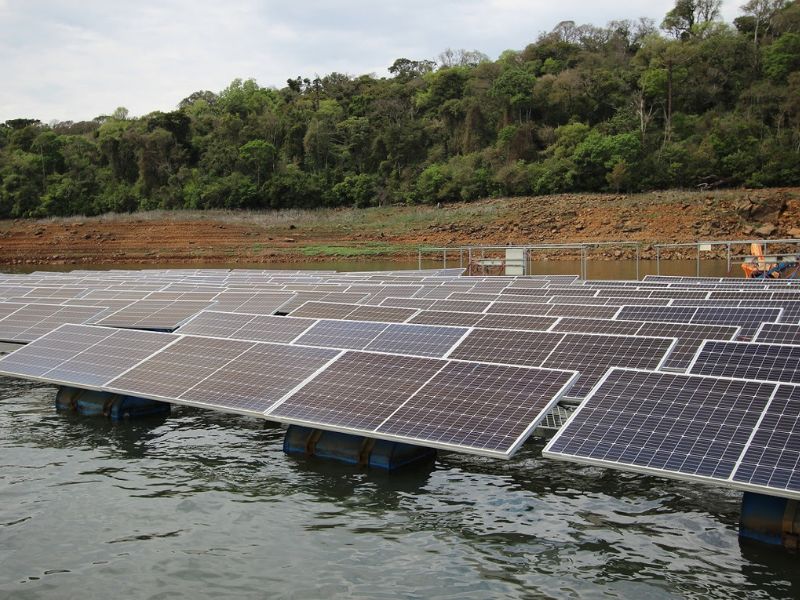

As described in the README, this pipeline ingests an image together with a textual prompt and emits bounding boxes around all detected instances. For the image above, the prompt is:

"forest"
[1,0,799,218]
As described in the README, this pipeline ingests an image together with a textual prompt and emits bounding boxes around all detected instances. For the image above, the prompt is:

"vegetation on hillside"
[1,0,799,218]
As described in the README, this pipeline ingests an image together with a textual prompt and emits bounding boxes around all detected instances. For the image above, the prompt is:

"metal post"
[418,248,422,270]
[468,247,472,275]
[696,244,701,277]
[443,249,446,269]
[726,243,731,274]
[635,244,640,280]
[656,246,660,275]
[459,249,463,269]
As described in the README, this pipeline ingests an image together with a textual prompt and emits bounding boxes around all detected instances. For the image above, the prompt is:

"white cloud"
[0,0,747,122]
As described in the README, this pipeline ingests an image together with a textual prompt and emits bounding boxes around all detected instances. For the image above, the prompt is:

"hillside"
[2,188,798,267]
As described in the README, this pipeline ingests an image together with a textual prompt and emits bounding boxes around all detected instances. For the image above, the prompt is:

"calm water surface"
[1,380,798,599]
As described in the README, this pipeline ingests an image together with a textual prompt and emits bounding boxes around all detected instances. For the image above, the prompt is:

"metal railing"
[419,238,800,279]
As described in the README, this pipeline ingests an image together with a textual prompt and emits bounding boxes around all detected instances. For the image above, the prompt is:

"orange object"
[741,243,777,278]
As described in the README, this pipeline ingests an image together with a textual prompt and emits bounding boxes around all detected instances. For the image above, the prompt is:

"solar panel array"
[0,265,798,493]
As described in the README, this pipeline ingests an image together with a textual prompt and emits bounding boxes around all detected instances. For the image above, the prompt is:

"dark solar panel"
[288,301,357,319]
[476,314,557,331]
[93,300,212,330]
[364,323,467,358]
[175,343,341,413]
[447,328,565,366]
[379,297,437,310]
[546,304,621,319]
[551,317,642,336]
[109,336,255,399]
[345,305,418,323]
[408,310,484,327]
[689,340,800,384]
[541,333,676,397]
[691,306,782,337]
[754,323,800,345]
[486,301,552,316]
[616,306,697,323]
[733,384,800,494]
[544,369,775,481]
[637,322,740,371]
[294,319,388,350]
[269,352,446,430]
[377,362,577,455]
[429,299,491,313]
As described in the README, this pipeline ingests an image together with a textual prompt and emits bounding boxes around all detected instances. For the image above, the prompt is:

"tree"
[238,139,276,186]
[763,32,800,81]
[661,0,722,38]
[740,0,787,46]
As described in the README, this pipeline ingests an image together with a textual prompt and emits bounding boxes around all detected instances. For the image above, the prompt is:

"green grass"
[300,243,409,257]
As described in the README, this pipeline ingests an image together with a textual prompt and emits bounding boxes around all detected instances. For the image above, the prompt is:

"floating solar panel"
[139,343,341,414]
[688,340,800,384]
[476,314,557,331]
[178,311,316,344]
[93,300,212,331]
[551,317,643,336]
[212,291,296,314]
[540,333,676,398]
[378,297,438,310]
[448,328,565,366]
[364,323,468,358]
[429,299,491,313]
[0,324,175,386]
[733,384,800,495]
[691,306,783,337]
[638,322,740,371]
[0,304,107,342]
[294,319,389,350]
[345,305,418,323]
[269,352,446,430]
[546,304,622,319]
[543,369,779,492]
[616,306,697,323]
[288,301,357,320]
[486,301,552,316]
[753,322,800,345]
[376,362,577,455]
[408,310,485,327]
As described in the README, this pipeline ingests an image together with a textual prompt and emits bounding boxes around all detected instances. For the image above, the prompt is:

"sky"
[0,0,744,123]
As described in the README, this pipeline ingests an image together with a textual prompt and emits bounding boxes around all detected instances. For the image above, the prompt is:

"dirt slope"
[1,188,798,267]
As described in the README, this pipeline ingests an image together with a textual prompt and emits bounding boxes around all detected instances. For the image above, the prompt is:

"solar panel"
[429,299,491,313]
[178,311,316,344]
[0,304,107,342]
[476,314,557,331]
[753,322,800,345]
[364,323,468,358]
[544,369,777,488]
[448,329,565,366]
[546,304,621,319]
[93,300,212,330]
[486,301,552,316]
[540,333,676,398]
[551,317,643,336]
[691,306,783,337]
[408,310,484,327]
[733,384,800,495]
[152,343,341,414]
[616,306,697,323]
[0,324,175,386]
[378,297,438,310]
[376,362,577,454]
[294,319,389,350]
[269,352,446,430]
[638,322,740,371]
[345,305,418,323]
[288,301,357,319]
[688,340,800,384]
[212,291,296,314]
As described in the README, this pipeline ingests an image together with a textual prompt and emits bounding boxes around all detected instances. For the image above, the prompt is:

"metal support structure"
[656,246,661,275]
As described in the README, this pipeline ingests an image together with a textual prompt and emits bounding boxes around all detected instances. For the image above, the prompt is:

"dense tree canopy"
[1,1,799,218]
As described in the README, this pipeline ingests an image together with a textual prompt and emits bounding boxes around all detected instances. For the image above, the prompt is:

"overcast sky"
[0,0,744,123]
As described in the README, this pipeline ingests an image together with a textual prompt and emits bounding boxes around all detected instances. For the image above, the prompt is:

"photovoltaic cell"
[408,311,484,327]
[540,333,676,397]
[364,323,467,358]
[544,369,774,480]
[346,305,419,323]
[638,322,739,371]
[754,323,800,345]
[551,317,643,336]
[689,340,800,384]
[0,304,107,342]
[269,352,446,430]
[448,329,565,366]
[376,362,576,454]
[476,314,557,331]
[0,324,174,386]
[288,301,357,319]
[294,319,388,350]
[93,300,212,330]
[733,384,800,494]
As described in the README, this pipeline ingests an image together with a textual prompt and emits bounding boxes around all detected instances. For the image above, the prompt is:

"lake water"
[1,260,796,599]
[2,382,798,599]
